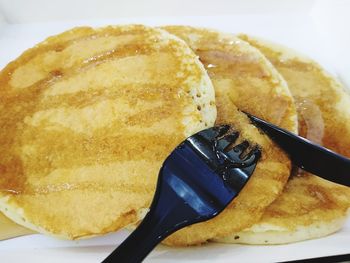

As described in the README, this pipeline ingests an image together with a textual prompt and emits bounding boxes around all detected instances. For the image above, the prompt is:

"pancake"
[163,26,298,133]
[215,35,350,244]
[146,26,298,246]
[239,35,350,155]
[0,25,216,239]
[216,176,350,245]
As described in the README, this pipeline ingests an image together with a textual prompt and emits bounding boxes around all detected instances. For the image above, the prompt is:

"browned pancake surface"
[214,36,350,244]
[159,26,296,246]
[239,34,350,155]
[164,26,298,133]
[0,25,216,239]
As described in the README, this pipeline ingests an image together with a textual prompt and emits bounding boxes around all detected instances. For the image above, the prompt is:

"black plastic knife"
[245,112,350,187]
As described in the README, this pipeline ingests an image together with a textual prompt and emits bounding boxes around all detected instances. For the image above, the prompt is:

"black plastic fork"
[103,125,261,263]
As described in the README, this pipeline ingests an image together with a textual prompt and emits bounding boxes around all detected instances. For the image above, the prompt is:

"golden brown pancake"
[239,35,350,154]
[158,88,292,246]
[217,176,350,244]
[149,26,298,246]
[163,26,298,133]
[0,25,217,239]
[215,35,350,244]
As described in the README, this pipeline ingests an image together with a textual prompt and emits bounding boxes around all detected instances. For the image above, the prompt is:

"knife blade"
[245,112,350,187]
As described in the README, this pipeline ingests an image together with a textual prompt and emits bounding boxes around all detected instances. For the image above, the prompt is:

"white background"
[0,0,349,262]
[0,0,349,83]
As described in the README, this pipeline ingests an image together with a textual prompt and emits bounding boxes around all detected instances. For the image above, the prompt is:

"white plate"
[0,15,349,263]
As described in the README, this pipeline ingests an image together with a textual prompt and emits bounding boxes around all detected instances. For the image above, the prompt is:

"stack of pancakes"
[0,24,349,246]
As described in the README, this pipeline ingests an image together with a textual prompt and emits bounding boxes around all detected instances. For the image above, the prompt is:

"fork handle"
[102,209,167,263]
[103,173,199,263]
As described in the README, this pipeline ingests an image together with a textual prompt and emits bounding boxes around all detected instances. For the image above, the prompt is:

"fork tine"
[213,124,231,137]
[216,132,239,151]
[196,124,230,141]
[241,146,261,167]
[229,140,250,156]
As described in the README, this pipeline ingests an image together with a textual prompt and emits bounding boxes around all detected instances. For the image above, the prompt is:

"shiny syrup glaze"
[159,26,295,246]
[0,24,207,227]
[201,50,298,133]
[239,34,350,158]
[163,26,298,134]
[235,35,350,228]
